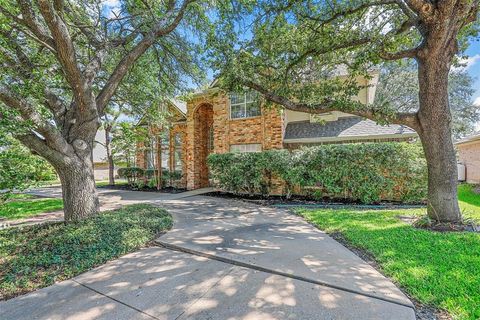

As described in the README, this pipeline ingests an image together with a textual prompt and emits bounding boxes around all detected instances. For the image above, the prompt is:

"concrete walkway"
[1,190,416,319]
[4,187,214,228]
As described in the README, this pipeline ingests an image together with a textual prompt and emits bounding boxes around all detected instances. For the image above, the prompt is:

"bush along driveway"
[0,204,172,300]
[298,206,480,320]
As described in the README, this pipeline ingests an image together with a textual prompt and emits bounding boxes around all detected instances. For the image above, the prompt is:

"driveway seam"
[174,266,236,320]
[156,241,414,310]
[71,279,160,320]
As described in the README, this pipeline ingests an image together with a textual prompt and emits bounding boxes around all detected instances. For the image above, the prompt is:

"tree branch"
[96,0,194,113]
[15,0,57,50]
[37,0,92,112]
[0,85,72,154]
[242,79,419,129]
[16,132,66,165]
[379,47,418,60]
[44,88,68,124]
[403,0,434,21]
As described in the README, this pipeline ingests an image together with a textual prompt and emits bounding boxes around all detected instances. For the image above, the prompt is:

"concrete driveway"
[1,189,416,319]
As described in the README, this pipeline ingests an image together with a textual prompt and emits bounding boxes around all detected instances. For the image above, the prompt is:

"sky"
[464,40,480,106]
[101,1,480,128]
[463,40,480,130]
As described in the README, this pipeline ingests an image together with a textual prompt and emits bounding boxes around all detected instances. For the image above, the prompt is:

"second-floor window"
[229,92,261,119]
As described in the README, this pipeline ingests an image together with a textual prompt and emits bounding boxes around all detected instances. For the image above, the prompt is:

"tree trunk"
[417,56,461,223]
[56,155,100,222]
[105,127,115,185]
[156,136,162,190]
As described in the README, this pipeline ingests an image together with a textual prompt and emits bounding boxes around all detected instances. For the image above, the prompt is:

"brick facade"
[185,91,284,189]
[136,91,285,190]
[457,140,480,184]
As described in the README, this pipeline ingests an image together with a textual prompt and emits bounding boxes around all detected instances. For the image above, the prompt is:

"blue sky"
[101,1,480,127]
[464,40,480,105]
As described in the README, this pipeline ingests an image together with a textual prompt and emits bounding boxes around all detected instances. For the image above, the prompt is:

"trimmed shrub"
[117,167,144,185]
[207,143,427,203]
[118,167,184,188]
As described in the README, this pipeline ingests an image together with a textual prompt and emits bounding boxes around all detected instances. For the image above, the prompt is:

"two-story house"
[136,74,417,190]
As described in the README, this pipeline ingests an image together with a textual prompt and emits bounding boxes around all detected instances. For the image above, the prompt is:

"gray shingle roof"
[455,132,480,145]
[284,117,417,141]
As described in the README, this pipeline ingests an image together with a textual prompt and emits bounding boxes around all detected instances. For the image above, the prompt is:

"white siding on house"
[93,129,107,163]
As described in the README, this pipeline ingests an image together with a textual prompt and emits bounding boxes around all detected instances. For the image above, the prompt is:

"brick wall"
[211,93,284,153]
[185,91,284,189]
[457,141,480,184]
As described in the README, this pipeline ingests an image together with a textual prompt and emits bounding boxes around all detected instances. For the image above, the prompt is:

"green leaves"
[0,138,57,203]
[208,143,428,203]
[0,204,173,300]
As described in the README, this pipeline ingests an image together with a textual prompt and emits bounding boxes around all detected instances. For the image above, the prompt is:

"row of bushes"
[117,167,183,188]
[207,143,427,203]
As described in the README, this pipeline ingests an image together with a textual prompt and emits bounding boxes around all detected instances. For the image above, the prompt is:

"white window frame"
[230,144,262,153]
[229,92,261,119]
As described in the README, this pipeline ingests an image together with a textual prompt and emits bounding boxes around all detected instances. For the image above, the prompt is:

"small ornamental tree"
[215,0,480,222]
[0,0,208,221]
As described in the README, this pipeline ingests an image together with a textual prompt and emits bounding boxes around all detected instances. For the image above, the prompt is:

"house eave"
[188,87,221,99]
[455,135,480,146]
[283,133,418,144]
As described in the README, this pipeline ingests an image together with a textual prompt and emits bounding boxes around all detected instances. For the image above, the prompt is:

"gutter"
[283,133,419,144]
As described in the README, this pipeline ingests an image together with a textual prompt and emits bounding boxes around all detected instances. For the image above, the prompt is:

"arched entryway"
[193,103,214,188]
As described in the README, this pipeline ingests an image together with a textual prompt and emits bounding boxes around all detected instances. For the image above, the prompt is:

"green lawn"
[95,179,128,187]
[298,184,480,320]
[0,197,64,220]
[458,184,480,222]
[0,204,172,300]
[0,180,130,220]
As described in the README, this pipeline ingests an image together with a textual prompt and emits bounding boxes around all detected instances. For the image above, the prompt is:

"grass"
[458,184,480,222]
[0,204,172,300]
[0,197,64,220]
[298,184,480,320]
[0,180,130,220]
[95,179,128,187]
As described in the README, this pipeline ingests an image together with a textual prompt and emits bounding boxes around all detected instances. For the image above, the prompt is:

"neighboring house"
[456,133,480,184]
[92,129,110,181]
[136,74,418,190]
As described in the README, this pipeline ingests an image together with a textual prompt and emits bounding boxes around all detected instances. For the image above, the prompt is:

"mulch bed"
[98,184,186,194]
[204,191,425,209]
[397,215,480,233]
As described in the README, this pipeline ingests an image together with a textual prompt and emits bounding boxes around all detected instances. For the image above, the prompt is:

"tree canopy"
[375,62,480,139]
[0,0,213,220]
[213,0,479,126]
[211,0,479,223]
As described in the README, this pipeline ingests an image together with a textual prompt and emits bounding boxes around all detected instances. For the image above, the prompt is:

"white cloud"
[453,54,480,71]
[102,0,120,6]
[102,0,121,18]
[474,97,480,131]
[474,97,480,106]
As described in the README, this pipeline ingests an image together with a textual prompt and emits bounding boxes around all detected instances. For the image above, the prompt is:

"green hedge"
[207,143,427,203]
[118,167,183,188]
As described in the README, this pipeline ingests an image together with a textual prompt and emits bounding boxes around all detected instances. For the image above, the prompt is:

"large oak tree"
[0,0,207,221]
[215,0,479,222]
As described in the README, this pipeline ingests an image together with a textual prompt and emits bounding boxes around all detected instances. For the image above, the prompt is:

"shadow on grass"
[299,208,480,320]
